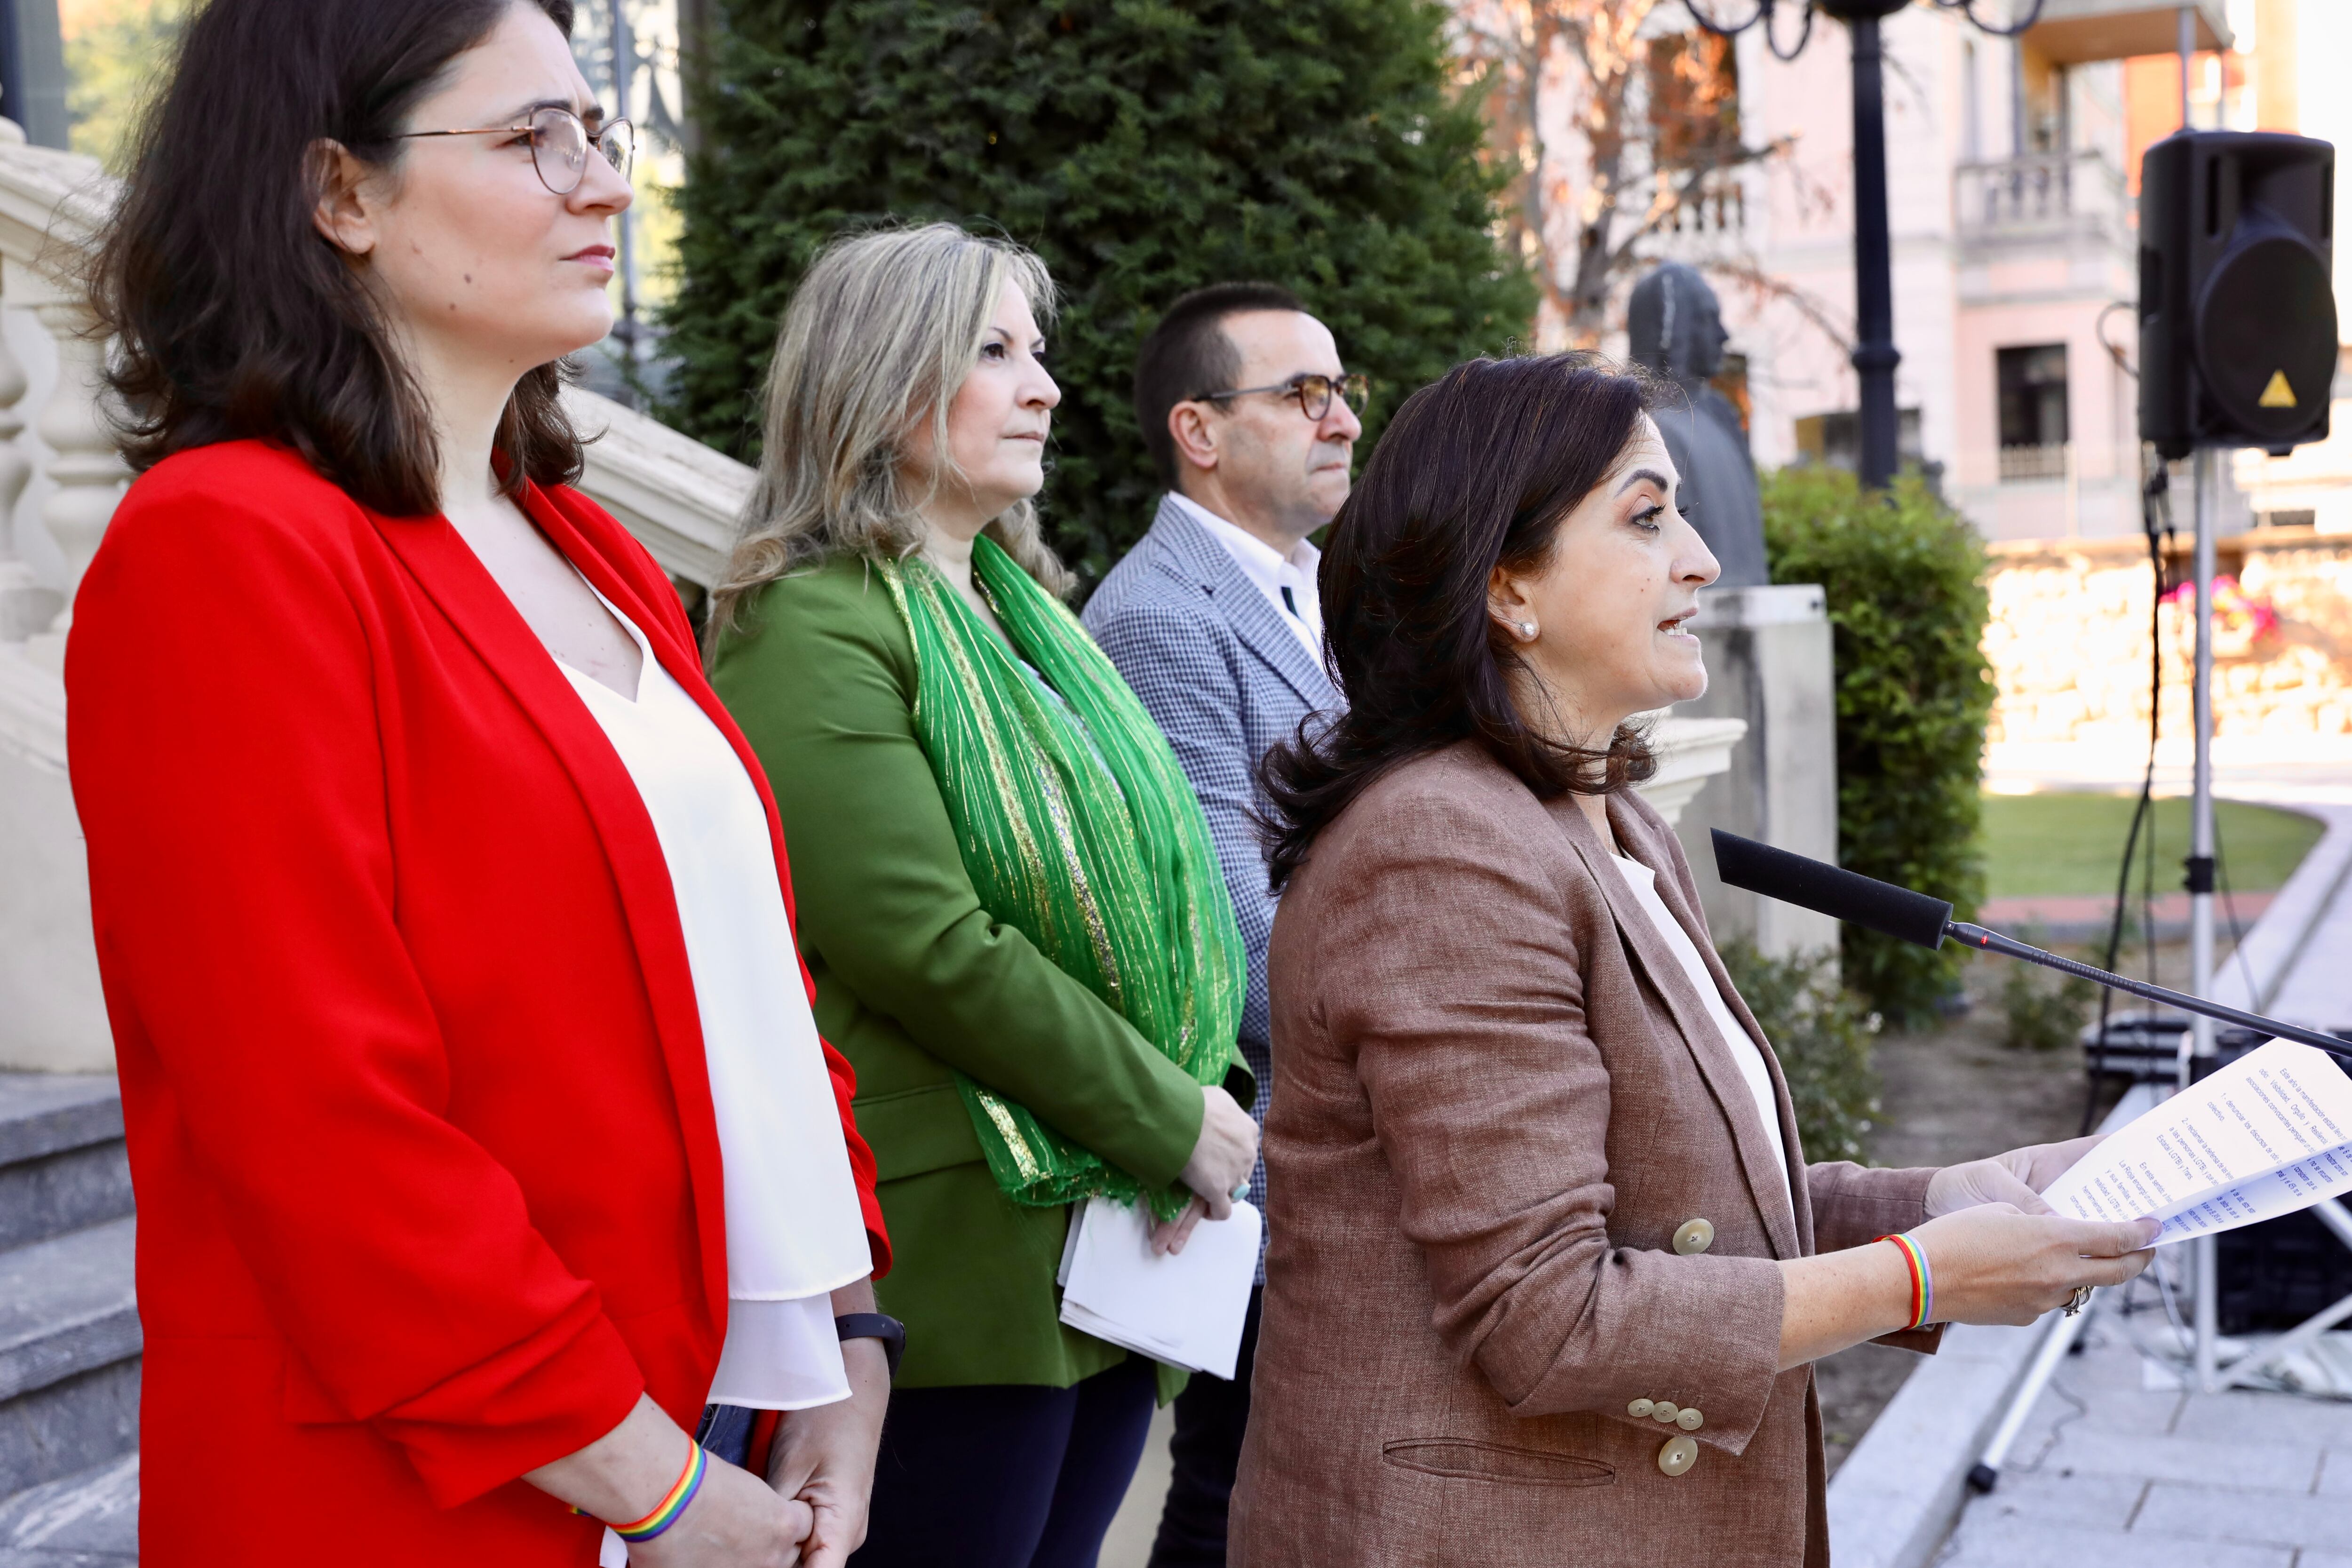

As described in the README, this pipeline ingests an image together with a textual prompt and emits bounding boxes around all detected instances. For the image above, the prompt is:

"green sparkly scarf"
[877,538,1244,1220]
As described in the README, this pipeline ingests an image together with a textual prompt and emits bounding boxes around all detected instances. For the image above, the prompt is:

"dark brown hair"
[1260,353,1658,891]
[1132,281,1308,488]
[91,0,584,516]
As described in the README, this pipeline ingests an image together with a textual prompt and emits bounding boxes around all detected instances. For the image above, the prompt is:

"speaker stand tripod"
[2181,452,2352,1394]
[1970,451,2352,1494]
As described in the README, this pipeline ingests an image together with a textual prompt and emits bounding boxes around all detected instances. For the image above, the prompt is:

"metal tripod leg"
[1966,1085,2161,1494]
[1966,1291,2097,1495]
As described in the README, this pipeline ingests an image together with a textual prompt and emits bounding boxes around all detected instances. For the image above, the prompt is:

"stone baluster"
[0,292,38,643]
[11,255,130,656]
[0,119,40,644]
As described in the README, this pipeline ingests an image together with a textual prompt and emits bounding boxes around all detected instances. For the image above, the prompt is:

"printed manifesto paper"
[2041,1038,2352,1244]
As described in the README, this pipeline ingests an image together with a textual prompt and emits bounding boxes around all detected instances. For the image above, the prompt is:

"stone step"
[0,1079,129,1254]
[0,1220,138,1504]
[0,1453,136,1566]
[0,1079,140,1557]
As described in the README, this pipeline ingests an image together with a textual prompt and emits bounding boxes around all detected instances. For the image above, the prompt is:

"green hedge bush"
[1761,468,1995,1026]
[1996,923,2097,1051]
[663,0,1535,587]
[1717,939,1882,1163]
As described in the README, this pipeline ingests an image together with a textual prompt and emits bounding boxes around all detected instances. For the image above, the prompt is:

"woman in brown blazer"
[1230,354,2157,1568]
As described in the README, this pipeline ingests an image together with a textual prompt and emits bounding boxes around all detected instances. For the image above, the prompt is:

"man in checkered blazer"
[1082,283,1360,1568]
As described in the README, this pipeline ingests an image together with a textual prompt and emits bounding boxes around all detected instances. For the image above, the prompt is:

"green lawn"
[1981,792,2325,900]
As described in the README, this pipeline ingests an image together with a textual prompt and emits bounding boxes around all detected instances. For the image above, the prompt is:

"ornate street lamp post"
[1692,0,2044,491]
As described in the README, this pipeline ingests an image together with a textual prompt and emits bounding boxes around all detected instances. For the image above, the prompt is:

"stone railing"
[568,390,749,591]
[0,127,1747,1073]
[1997,442,2069,484]
[1659,176,1746,237]
[1954,149,2130,251]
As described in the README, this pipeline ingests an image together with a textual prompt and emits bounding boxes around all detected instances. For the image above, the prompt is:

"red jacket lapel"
[368,498,732,1338]
[521,490,840,1113]
[520,488,797,923]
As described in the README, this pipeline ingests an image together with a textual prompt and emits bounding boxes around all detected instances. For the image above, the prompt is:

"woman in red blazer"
[67,3,889,1565]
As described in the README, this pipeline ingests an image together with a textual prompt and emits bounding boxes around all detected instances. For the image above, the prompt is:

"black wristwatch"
[834,1312,906,1379]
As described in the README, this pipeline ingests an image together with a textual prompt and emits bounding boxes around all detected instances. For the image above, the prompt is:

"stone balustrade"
[564,382,750,592]
[1954,149,2130,249]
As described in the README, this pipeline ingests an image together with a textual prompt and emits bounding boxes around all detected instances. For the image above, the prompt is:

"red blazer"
[66,441,890,1566]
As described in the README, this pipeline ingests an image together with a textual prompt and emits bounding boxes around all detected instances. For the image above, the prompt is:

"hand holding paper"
[1926,1135,2107,1218]
[2040,1038,2352,1244]
[1057,1195,1260,1380]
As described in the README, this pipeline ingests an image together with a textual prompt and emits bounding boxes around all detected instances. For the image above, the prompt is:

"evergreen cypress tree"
[664,0,1535,584]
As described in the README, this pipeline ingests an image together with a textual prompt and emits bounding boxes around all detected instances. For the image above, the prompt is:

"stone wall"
[1984,532,2352,748]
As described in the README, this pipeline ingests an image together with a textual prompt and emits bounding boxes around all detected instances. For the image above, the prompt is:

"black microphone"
[1709,829,2352,1065]
[1710,830,1954,951]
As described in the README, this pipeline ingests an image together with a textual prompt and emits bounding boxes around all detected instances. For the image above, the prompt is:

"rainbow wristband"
[576,1440,708,1543]
[1878,1232,1934,1331]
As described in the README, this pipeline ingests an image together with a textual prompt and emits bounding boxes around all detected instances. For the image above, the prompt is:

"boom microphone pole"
[1709,830,2352,1064]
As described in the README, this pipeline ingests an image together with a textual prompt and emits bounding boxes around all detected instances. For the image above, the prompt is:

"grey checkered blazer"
[1084,496,1340,1278]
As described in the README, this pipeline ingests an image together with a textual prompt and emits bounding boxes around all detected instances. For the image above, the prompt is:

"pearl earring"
[1518,620,1538,640]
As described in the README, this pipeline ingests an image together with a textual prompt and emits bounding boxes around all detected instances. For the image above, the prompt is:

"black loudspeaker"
[2217,1210,2352,1335]
[2139,130,2338,460]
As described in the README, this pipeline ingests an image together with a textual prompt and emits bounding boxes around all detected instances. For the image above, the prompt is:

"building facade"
[1641,0,2346,544]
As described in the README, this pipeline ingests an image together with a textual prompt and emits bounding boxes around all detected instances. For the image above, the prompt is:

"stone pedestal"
[0,644,108,1072]
[1673,583,1840,963]
[1637,717,1749,828]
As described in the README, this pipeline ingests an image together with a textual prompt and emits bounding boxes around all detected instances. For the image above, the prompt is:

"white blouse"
[1608,853,1796,1219]
[557,591,873,1413]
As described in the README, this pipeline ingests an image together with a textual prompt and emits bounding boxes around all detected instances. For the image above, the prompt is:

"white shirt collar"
[1165,492,1324,659]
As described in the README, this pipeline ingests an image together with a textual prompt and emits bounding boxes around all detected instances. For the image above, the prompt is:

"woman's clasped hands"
[1152,1084,1262,1256]
[756,1336,892,1568]
[532,1367,898,1568]
[630,1454,815,1568]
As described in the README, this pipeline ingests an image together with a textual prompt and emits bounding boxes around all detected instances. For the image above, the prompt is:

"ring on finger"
[2063,1285,2092,1317]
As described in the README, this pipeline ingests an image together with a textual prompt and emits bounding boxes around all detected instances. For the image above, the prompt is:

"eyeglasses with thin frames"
[1195,373,1369,422]
[397,105,634,196]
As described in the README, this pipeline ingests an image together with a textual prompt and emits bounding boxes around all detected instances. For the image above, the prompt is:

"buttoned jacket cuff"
[1872,1321,1950,1353]
[1805,1161,1939,1255]
[1511,1251,1787,1460]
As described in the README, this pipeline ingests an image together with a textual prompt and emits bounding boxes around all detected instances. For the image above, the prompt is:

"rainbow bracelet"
[576,1440,708,1544]
[1878,1232,1934,1331]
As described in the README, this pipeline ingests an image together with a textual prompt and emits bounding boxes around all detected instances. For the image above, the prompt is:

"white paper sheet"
[2040,1038,2352,1244]
[1056,1196,1260,1379]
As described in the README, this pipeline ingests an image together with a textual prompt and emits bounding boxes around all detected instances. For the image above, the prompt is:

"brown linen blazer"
[1230,740,1943,1568]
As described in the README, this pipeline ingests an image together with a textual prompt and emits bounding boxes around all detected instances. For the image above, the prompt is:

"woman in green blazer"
[706,224,1260,1568]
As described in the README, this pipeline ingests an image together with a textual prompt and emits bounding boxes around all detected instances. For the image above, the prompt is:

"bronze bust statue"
[1628,263,1768,589]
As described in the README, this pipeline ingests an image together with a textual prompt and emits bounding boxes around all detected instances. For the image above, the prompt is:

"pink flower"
[2161,574,2280,640]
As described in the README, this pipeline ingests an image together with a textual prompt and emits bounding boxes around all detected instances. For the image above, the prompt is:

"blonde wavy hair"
[707,223,1070,639]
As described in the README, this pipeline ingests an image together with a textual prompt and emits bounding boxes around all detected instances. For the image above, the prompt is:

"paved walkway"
[1939,1305,2352,1568]
[1936,744,2352,1567]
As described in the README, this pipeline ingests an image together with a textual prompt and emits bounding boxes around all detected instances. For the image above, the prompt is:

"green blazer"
[712,553,1240,1393]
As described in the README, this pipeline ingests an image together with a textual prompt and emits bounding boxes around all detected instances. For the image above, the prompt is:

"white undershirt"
[1609,853,1795,1218]
[556,592,872,1414]
[1166,492,1325,662]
